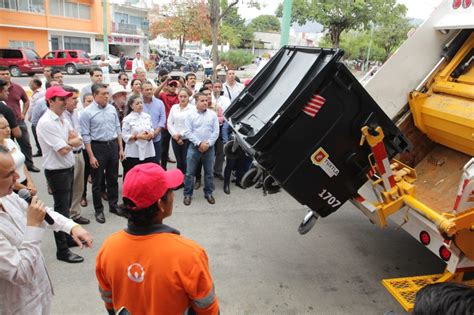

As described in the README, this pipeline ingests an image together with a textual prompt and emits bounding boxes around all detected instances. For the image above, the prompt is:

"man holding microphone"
[0,146,93,314]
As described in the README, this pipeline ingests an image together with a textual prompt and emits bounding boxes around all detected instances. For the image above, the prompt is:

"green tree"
[373,16,411,61]
[276,0,407,48]
[249,15,281,33]
[151,0,210,56]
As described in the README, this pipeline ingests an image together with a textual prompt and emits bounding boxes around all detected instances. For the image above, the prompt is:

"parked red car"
[0,48,44,77]
[41,50,92,75]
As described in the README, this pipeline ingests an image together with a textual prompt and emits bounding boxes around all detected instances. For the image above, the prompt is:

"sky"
[237,0,445,21]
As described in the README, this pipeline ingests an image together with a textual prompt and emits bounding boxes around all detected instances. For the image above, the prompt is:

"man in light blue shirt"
[142,81,166,164]
[80,83,124,224]
[183,92,219,206]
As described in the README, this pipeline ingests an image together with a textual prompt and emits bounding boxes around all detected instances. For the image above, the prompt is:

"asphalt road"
[26,152,445,315]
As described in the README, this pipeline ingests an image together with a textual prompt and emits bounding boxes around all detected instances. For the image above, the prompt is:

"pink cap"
[45,86,72,100]
[123,163,184,210]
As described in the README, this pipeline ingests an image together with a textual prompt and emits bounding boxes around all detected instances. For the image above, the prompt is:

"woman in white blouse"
[167,88,196,174]
[121,95,155,179]
[0,115,36,195]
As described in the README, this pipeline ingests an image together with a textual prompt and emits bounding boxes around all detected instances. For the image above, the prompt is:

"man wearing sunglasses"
[117,73,129,90]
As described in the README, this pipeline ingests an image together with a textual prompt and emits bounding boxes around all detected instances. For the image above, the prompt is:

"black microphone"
[18,189,55,225]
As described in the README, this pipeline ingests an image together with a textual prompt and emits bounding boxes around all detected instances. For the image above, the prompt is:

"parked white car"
[89,54,121,73]
[187,55,212,71]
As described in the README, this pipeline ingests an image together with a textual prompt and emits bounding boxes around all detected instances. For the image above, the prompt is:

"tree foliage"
[276,0,408,48]
[249,15,281,33]
[150,0,210,56]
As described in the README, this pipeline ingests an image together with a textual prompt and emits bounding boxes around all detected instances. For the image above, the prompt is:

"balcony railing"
[112,22,138,35]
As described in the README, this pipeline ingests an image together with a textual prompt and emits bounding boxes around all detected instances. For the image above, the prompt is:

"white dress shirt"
[167,103,196,138]
[4,139,26,183]
[122,111,155,160]
[37,109,75,170]
[0,193,76,314]
[132,58,145,74]
[223,81,244,101]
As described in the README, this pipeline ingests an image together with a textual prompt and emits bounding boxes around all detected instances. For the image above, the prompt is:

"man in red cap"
[37,86,85,263]
[96,163,219,315]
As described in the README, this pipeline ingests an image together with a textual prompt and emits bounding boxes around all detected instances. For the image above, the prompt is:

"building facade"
[0,0,109,56]
[108,0,149,57]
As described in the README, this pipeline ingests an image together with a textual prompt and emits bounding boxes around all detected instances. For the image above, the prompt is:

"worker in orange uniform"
[95,162,219,315]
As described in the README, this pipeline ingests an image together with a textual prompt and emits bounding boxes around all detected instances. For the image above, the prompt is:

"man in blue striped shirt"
[80,83,124,224]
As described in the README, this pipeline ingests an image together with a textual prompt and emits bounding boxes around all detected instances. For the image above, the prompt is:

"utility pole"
[365,22,375,72]
[103,0,108,56]
[280,0,292,47]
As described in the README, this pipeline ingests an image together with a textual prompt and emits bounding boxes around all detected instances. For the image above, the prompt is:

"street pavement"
[26,152,444,315]
[11,65,446,314]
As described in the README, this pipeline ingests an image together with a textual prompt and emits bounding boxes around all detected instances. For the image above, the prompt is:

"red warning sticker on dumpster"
[311,148,340,178]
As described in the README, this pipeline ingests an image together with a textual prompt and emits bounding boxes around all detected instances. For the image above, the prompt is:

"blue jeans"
[184,145,215,197]
[152,140,162,164]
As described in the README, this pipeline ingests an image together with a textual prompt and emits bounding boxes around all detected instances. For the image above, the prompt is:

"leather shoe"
[214,173,224,180]
[205,195,215,204]
[194,179,201,190]
[110,206,127,218]
[223,184,230,194]
[95,211,106,224]
[73,216,90,225]
[183,196,192,206]
[56,250,84,263]
[27,165,40,173]
[32,151,42,157]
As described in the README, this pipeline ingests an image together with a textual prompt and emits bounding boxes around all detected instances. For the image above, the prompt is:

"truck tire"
[65,64,77,75]
[9,66,22,77]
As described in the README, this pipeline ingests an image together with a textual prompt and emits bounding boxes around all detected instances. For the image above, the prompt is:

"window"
[0,49,22,59]
[24,49,40,60]
[57,51,67,58]
[0,0,44,13]
[64,36,90,52]
[114,12,128,24]
[9,40,35,49]
[44,52,55,59]
[49,0,90,19]
[129,16,144,28]
[68,51,77,58]
[78,4,89,19]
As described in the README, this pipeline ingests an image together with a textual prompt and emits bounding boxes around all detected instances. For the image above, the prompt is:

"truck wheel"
[298,210,319,235]
[9,66,22,77]
[65,64,77,75]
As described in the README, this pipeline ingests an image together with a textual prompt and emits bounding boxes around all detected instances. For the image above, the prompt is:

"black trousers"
[45,167,74,254]
[30,124,42,154]
[17,121,34,168]
[171,139,189,174]
[82,149,90,198]
[214,131,224,175]
[160,129,171,170]
[91,141,119,213]
[122,156,155,180]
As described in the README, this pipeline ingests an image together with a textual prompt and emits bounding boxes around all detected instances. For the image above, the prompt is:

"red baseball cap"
[45,86,72,101]
[123,163,184,210]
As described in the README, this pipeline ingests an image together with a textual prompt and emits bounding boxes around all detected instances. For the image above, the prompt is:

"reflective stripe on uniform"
[192,284,216,309]
[99,286,112,297]
[102,296,113,303]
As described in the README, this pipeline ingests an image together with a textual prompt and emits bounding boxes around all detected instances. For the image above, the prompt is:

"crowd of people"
[0,58,249,314]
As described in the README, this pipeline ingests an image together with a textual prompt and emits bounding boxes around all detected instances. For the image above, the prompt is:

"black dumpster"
[224,46,410,217]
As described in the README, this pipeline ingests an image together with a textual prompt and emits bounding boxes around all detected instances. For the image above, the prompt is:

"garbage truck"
[223,1,473,311]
